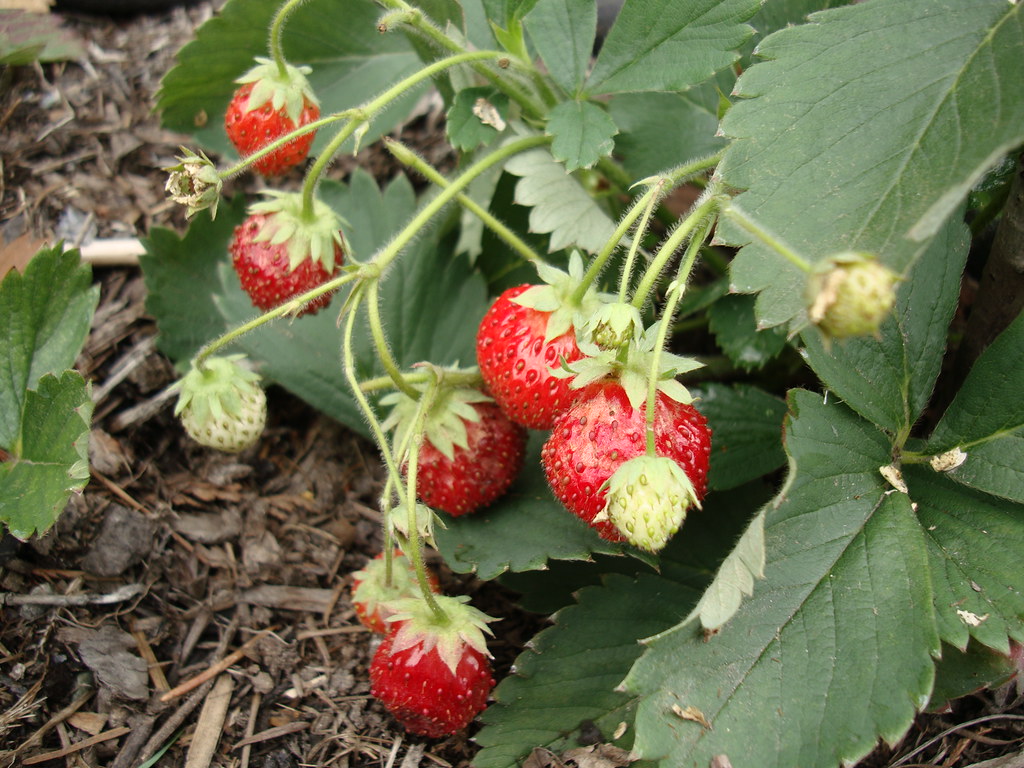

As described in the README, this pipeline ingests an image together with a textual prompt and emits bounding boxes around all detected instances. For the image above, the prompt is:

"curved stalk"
[384,138,544,266]
[631,193,721,311]
[268,0,307,78]
[367,280,420,400]
[720,202,812,273]
[300,49,511,218]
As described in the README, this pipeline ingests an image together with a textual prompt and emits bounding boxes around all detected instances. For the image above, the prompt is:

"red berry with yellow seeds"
[541,379,710,542]
[476,254,608,430]
[370,596,495,738]
[224,59,320,177]
[382,385,526,517]
[229,191,345,317]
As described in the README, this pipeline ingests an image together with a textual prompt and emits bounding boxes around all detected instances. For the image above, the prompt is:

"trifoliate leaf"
[718,0,1024,329]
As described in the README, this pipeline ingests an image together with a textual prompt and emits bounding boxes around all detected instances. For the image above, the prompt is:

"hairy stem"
[268,0,307,77]
[384,138,544,265]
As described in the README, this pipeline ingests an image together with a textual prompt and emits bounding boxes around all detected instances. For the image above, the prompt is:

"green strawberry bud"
[597,454,700,552]
[171,355,266,453]
[581,301,643,350]
[807,252,899,339]
[164,148,223,219]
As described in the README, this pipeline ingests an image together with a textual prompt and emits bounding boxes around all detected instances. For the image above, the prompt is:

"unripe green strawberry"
[596,455,700,552]
[171,355,266,453]
[807,252,899,339]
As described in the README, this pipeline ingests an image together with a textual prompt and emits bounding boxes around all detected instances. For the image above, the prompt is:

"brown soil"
[0,4,1022,768]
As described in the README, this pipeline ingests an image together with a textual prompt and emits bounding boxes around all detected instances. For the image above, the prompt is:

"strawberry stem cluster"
[162,0,903,739]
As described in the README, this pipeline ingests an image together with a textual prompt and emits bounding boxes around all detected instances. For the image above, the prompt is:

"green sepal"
[248,190,346,271]
[386,595,496,675]
[381,378,492,463]
[236,57,319,123]
[511,251,610,342]
[170,354,262,428]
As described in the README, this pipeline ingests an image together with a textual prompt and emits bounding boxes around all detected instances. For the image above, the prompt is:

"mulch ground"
[1,3,1022,768]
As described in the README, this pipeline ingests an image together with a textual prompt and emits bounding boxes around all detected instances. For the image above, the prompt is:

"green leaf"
[707,293,788,372]
[607,80,729,179]
[474,482,769,768]
[802,215,969,436]
[504,146,617,254]
[0,245,99,451]
[741,0,846,64]
[587,0,760,95]
[922,308,1024,502]
[433,433,631,580]
[446,87,509,151]
[546,101,618,172]
[718,0,1024,328]
[928,309,1024,452]
[0,371,92,540]
[140,172,488,437]
[523,0,595,95]
[930,641,1018,711]
[624,390,939,768]
[157,0,424,156]
[693,383,787,491]
[907,466,1024,654]
[474,572,688,768]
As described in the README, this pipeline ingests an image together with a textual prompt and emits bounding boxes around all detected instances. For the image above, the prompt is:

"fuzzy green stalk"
[191,136,548,376]
[366,279,420,400]
[359,368,483,393]
[375,0,545,119]
[268,0,308,78]
[218,112,349,179]
[299,49,511,219]
[372,134,550,276]
[194,270,361,367]
[617,180,664,303]
[721,202,812,273]
[342,286,409,515]
[399,369,448,622]
[572,153,726,307]
[643,215,716,455]
[384,137,544,266]
[631,193,721,312]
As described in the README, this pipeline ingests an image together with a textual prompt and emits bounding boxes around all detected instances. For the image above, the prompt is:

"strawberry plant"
[144,0,1024,765]
[1,246,98,540]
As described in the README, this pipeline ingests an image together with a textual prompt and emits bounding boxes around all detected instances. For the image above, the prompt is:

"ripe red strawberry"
[370,596,495,738]
[229,191,345,317]
[351,549,440,634]
[224,59,320,177]
[541,379,710,542]
[476,284,586,430]
[383,386,527,517]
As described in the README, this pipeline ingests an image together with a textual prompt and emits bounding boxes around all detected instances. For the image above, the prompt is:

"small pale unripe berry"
[171,355,266,453]
[581,301,643,350]
[807,252,899,339]
[596,454,701,552]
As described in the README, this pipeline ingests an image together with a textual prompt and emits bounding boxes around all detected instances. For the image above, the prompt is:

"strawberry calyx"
[235,58,319,124]
[595,454,701,552]
[380,376,491,463]
[170,355,267,453]
[164,147,222,219]
[171,354,262,425]
[248,190,346,273]
[352,549,440,633]
[384,595,495,676]
[511,251,610,343]
[556,324,703,411]
[384,501,443,547]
